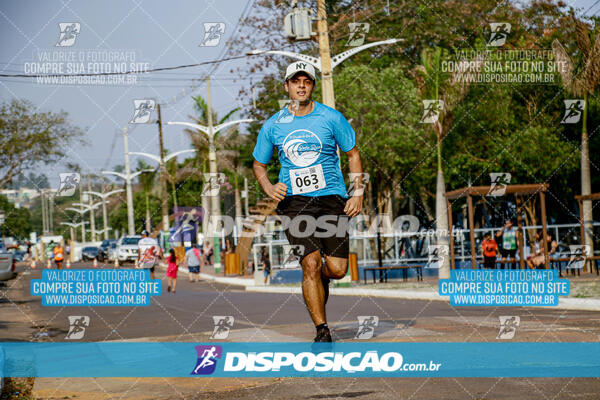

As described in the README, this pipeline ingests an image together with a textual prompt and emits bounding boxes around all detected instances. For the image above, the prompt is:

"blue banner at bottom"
[2,342,599,378]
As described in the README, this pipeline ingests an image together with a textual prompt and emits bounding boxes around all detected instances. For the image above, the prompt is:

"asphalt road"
[2,262,600,399]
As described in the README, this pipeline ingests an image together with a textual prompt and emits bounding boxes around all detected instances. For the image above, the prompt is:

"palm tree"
[552,16,600,267]
[414,47,481,277]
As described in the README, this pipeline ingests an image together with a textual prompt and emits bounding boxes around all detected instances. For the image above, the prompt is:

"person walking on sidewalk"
[166,248,180,293]
[185,243,202,282]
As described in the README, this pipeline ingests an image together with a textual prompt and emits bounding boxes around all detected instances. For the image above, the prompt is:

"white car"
[0,244,15,281]
[116,235,142,264]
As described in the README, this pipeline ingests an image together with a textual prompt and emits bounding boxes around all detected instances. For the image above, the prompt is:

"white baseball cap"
[284,61,316,82]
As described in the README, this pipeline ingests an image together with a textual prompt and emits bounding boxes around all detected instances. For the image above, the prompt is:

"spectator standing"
[481,232,498,269]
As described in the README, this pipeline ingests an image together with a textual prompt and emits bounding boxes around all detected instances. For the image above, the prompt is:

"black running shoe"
[314,326,332,342]
[322,274,330,304]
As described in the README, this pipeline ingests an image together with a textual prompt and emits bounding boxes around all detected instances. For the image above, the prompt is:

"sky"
[1,0,600,189]
[0,0,263,188]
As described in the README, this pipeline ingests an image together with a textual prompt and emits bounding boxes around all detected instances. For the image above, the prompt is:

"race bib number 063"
[289,164,326,195]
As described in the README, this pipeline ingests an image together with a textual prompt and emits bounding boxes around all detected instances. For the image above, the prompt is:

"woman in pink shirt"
[166,248,180,293]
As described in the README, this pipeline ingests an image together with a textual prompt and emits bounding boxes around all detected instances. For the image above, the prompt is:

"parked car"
[98,239,117,262]
[81,246,100,261]
[107,242,118,262]
[0,243,15,281]
[116,235,142,264]
[7,249,26,262]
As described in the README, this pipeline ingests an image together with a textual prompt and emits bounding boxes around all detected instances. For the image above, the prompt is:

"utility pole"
[48,191,54,234]
[123,127,135,235]
[102,176,108,240]
[157,103,170,232]
[88,173,96,241]
[316,0,335,108]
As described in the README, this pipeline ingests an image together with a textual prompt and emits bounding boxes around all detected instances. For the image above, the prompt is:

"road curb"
[157,263,256,287]
[157,264,600,311]
[245,285,600,311]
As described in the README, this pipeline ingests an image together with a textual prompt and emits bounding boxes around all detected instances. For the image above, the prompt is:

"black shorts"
[483,256,496,269]
[500,248,517,259]
[275,194,350,263]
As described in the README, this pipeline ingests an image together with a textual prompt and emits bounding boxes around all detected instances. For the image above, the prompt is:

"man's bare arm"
[253,160,288,202]
[343,147,363,217]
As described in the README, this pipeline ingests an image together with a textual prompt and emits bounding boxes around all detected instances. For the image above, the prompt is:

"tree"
[0,195,31,239]
[0,99,85,187]
[413,46,482,277]
[552,14,600,266]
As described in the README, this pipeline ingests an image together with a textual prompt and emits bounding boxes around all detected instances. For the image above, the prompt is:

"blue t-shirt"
[252,102,356,197]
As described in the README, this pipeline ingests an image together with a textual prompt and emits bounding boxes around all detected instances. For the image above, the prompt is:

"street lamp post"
[124,127,135,235]
[248,38,403,110]
[127,150,196,232]
[166,114,253,274]
[65,207,89,242]
[60,221,87,242]
[84,189,125,240]
[101,169,153,236]
[73,202,102,242]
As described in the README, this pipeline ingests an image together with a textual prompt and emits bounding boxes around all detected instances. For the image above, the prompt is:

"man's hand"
[344,195,363,217]
[265,182,288,202]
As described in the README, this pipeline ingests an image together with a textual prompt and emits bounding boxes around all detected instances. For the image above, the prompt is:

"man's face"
[285,73,314,104]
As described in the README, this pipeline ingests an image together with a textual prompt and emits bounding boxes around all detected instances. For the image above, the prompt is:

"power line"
[0,54,251,78]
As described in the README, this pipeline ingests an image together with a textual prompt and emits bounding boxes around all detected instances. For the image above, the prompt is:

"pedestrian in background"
[481,232,498,269]
[185,243,202,282]
[496,219,519,269]
[263,252,271,284]
[166,248,180,293]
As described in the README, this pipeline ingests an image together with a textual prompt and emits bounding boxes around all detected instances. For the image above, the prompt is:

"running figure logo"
[420,100,444,124]
[191,345,222,375]
[497,316,520,339]
[282,245,304,268]
[56,23,80,47]
[355,316,379,339]
[347,173,369,197]
[347,23,370,47]
[57,173,81,197]
[561,100,585,124]
[487,172,511,197]
[202,173,226,196]
[276,100,299,124]
[427,245,448,269]
[130,99,156,124]
[65,316,90,339]
[211,316,234,339]
[199,23,225,47]
[487,23,511,47]
[567,245,590,270]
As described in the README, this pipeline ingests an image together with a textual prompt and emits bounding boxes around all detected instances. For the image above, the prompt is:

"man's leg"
[301,250,326,326]
[322,255,348,279]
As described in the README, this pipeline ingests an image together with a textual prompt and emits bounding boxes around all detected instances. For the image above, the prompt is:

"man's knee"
[302,252,322,279]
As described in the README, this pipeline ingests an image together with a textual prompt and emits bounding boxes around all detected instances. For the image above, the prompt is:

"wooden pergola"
[445,184,549,269]
[575,193,599,273]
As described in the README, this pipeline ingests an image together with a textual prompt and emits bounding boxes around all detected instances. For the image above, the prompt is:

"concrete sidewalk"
[162,264,600,311]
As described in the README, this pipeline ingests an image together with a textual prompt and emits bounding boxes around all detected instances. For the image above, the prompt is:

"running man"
[53,242,65,269]
[252,61,364,342]
[193,346,218,374]
[137,230,162,279]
